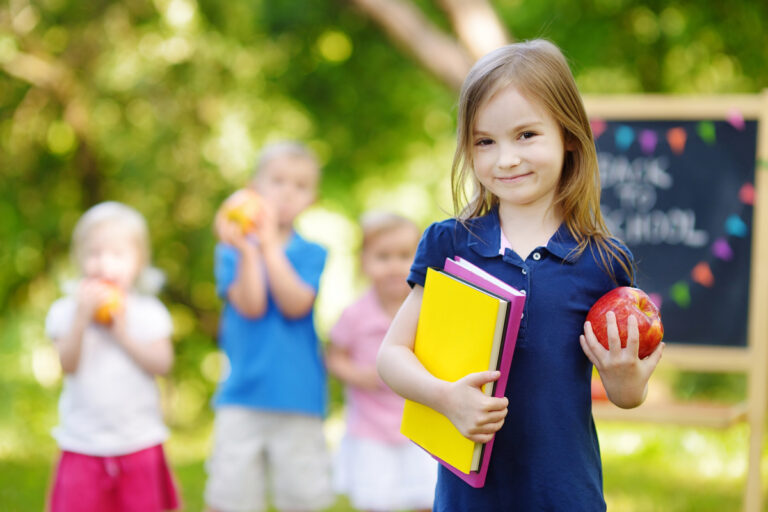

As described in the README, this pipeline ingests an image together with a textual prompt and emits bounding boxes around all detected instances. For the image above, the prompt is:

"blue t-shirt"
[213,232,327,418]
[408,209,633,512]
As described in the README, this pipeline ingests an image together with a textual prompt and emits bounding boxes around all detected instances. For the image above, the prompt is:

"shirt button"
[520,290,526,295]
[522,268,527,275]
[532,252,541,261]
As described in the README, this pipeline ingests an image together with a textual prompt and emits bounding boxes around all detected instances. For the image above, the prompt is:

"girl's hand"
[440,370,509,444]
[580,311,664,409]
[75,279,113,322]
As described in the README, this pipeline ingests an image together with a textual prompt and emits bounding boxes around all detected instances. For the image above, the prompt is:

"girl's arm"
[111,313,174,375]
[377,285,509,444]
[55,280,109,373]
[580,312,664,408]
[55,313,90,374]
[326,344,380,391]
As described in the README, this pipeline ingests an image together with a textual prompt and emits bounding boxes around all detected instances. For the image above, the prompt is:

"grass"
[1,419,765,511]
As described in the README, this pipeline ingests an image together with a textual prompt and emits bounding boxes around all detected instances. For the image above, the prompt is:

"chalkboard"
[585,94,768,512]
[593,119,758,347]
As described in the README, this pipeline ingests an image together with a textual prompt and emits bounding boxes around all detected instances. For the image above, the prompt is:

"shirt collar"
[546,224,580,262]
[468,207,580,262]
[466,210,502,258]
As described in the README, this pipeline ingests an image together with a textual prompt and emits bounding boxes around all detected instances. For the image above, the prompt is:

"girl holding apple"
[45,201,179,512]
[377,39,665,511]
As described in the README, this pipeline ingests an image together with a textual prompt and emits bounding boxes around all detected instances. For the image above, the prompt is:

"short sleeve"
[129,296,173,342]
[611,239,635,287]
[407,220,456,288]
[45,297,76,341]
[215,243,238,299]
[293,244,326,292]
[329,306,358,349]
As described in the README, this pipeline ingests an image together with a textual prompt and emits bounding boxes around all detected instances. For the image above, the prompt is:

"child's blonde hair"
[71,201,164,294]
[360,211,420,250]
[451,39,633,282]
[253,141,320,178]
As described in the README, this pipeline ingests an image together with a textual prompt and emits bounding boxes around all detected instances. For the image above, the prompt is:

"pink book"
[430,256,526,488]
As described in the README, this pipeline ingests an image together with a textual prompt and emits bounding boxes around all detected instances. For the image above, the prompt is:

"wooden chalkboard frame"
[584,92,768,512]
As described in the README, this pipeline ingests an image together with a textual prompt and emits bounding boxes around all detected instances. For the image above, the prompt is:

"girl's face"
[362,225,419,303]
[471,86,566,212]
[80,223,142,290]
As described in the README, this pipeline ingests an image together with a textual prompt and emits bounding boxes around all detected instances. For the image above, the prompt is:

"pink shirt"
[330,289,408,443]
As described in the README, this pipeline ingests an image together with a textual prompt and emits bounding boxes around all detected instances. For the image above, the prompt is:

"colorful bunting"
[697,121,716,144]
[639,129,658,154]
[615,125,635,150]
[590,119,607,139]
[739,183,755,205]
[726,108,745,130]
[725,214,748,237]
[691,262,714,287]
[670,281,691,308]
[667,127,687,155]
[711,237,734,261]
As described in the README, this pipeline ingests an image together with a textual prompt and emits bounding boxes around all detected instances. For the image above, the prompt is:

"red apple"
[223,189,263,234]
[586,286,664,359]
[93,281,124,325]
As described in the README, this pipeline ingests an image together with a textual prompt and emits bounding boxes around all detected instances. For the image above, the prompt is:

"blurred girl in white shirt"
[45,201,179,512]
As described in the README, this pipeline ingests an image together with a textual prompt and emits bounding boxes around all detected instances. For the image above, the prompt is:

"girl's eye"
[475,138,493,146]
[520,131,536,140]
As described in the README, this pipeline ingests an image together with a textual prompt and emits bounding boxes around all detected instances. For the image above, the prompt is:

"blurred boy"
[205,142,332,512]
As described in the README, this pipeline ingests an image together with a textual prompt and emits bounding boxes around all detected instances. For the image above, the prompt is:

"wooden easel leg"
[744,381,766,512]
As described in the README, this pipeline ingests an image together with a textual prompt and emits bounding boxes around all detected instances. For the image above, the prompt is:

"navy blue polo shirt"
[408,208,633,512]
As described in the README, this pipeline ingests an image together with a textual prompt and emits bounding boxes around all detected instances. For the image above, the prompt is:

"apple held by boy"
[586,287,664,359]
[93,281,124,325]
[223,189,264,234]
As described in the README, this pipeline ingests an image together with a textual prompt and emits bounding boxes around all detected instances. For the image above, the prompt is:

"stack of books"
[400,257,526,488]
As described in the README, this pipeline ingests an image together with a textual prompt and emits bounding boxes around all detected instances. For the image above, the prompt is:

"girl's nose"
[497,144,521,168]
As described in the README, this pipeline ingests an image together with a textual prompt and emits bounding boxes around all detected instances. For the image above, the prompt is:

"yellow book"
[400,267,510,475]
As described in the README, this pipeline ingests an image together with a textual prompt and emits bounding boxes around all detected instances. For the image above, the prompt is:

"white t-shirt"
[45,293,172,456]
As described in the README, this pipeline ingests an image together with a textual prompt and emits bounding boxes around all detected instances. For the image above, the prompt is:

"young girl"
[46,201,179,512]
[327,212,437,512]
[376,39,665,511]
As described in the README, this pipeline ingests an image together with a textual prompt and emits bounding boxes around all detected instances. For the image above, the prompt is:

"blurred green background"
[2,0,767,510]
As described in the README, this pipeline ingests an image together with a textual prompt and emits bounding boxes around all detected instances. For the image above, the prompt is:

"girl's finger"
[579,334,601,368]
[625,315,640,359]
[642,341,665,370]
[605,311,621,353]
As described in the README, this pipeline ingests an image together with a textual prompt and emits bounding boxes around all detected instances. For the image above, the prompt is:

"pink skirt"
[49,444,180,512]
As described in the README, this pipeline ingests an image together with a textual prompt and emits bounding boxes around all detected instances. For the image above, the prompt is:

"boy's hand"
[440,370,508,444]
[215,198,254,252]
[580,312,664,408]
[252,200,279,250]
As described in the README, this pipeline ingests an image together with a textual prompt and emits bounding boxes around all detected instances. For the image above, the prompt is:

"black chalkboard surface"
[594,119,758,347]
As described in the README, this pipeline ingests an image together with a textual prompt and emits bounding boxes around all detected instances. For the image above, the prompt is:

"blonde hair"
[360,211,420,250]
[71,201,164,294]
[253,141,320,177]
[451,39,633,282]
